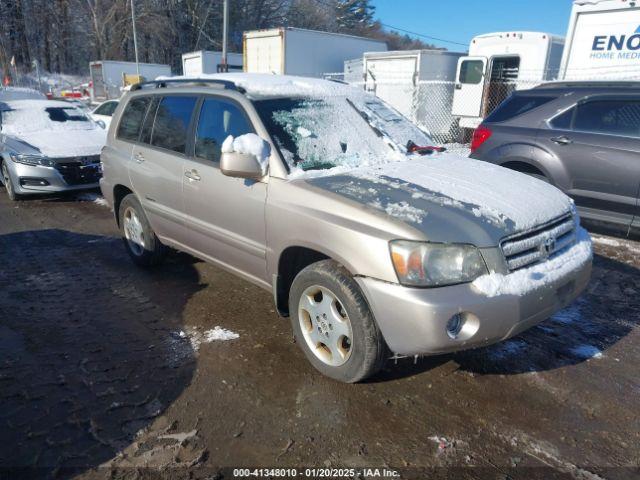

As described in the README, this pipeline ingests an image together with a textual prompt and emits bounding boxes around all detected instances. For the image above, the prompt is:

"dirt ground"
[0,191,639,480]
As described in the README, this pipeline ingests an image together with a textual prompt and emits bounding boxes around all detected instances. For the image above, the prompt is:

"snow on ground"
[570,344,603,360]
[591,234,640,255]
[472,227,592,298]
[76,192,109,207]
[0,87,45,101]
[442,142,471,157]
[177,326,239,352]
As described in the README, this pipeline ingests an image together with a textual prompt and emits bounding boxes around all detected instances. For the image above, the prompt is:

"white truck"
[452,32,565,131]
[243,27,386,77]
[181,51,244,76]
[360,50,465,143]
[89,61,171,102]
[560,0,640,80]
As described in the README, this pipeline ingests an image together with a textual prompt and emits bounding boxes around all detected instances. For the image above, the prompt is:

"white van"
[452,32,564,130]
[560,0,640,80]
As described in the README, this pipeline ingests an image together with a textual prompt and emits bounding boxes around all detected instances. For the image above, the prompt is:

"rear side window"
[150,96,198,154]
[549,107,574,130]
[459,60,484,84]
[95,101,118,116]
[139,97,160,144]
[195,98,254,162]
[484,95,556,123]
[574,100,640,138]
[117,97,151,141]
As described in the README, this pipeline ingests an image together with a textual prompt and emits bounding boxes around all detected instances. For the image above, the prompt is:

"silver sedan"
[0,99,107,200]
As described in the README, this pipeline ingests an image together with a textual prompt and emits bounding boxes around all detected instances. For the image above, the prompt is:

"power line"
[307,0,468,48]
[378,22,468,47]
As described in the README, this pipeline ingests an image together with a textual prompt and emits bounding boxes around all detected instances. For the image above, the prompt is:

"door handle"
[134,152,145,163]
[550,136,572,145]
[184,169,201,181]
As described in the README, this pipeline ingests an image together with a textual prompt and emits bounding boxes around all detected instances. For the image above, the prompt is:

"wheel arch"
[274,246,334,317]
[112,184,133,226]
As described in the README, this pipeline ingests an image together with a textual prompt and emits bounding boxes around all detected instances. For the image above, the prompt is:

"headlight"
[390,240,488,287]
[10,153,53,167]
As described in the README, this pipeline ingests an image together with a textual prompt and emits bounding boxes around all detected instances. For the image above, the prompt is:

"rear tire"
[118,194,165,267]
[289,260,386,383]
[1,161,21,201]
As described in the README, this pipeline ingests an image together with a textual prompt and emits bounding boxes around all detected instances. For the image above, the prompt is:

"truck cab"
[452,32,565,134]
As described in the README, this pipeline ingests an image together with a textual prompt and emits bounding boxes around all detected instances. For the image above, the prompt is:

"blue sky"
[371,0,574,51]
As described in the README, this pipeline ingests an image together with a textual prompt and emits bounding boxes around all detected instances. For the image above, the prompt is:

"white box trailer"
[560,0,640,80]
[452,32,565,130]
[90,61,171,101]
[361,50,465,142]
[343,57,364,84]
[181,50,244,76]
[243,27,386,77]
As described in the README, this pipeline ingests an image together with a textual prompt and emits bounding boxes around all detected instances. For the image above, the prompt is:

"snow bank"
[355,155,573,231]
[472,227,592,297]
[222,133,270,171]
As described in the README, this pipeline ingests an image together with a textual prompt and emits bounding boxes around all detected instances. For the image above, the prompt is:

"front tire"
[118,194,165,267]
[289,260,386,383]
[1,161,21,201]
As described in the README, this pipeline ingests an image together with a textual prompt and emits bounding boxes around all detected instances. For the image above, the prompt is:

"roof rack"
[535,81,640,89]
[130,78,244,93]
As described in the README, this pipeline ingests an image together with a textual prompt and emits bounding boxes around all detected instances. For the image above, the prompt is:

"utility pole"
[131,0,140,75]
[33,60,42,92]
[221,0,229,72]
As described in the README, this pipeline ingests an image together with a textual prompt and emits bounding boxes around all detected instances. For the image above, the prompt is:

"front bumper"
[356,255,592,356]
[9,160,101,194]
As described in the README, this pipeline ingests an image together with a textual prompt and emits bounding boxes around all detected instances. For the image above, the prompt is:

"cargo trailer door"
[364,56,417,120]
[244,32,283,74]
[452,56,487,118]
[90,63,106,101]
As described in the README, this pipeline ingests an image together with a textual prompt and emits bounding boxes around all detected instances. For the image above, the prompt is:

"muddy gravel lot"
[0,191,639,480]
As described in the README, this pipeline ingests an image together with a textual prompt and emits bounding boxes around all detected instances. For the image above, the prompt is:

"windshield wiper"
[345,98,383,138]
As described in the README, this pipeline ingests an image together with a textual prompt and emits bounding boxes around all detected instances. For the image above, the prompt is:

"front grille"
[54,155,102,186]
[500,214,576,272]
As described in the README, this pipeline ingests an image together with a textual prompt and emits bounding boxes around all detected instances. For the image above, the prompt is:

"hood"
[7,128,107,158]
[305,154,573,247]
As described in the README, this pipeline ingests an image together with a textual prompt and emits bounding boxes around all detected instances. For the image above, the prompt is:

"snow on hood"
[13,129,107,157]
[1,99,106,157]
[354,154,573,232]
[306,154,573,245]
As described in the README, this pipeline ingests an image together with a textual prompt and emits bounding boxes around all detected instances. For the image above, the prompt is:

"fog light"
[446,313,465,339]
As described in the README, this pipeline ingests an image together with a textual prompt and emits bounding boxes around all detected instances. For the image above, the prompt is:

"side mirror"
[96,119,106,129]
[220,134,270,180]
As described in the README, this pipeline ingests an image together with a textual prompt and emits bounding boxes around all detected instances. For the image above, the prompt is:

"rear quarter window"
[117,97,152,142]
[484,95,556,123]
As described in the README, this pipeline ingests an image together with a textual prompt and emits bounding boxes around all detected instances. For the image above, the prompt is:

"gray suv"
[469,82,640,236]
[100,74,592,382]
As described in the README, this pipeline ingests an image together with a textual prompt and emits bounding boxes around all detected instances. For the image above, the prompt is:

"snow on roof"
[155,73,359,99]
